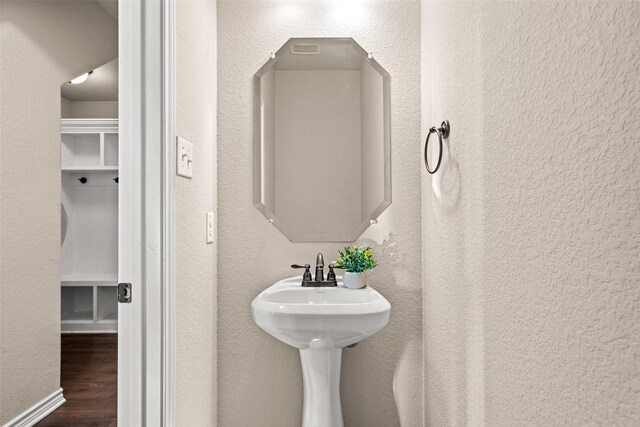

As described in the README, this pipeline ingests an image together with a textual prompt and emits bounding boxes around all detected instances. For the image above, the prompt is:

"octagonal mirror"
[254,38,391,242]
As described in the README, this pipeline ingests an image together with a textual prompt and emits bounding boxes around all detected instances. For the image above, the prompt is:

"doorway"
[0,0,173,425]
[38,57,121,426]
[35,3,119,426]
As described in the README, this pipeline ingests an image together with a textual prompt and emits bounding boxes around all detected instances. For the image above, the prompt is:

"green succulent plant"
[334,245,377,273]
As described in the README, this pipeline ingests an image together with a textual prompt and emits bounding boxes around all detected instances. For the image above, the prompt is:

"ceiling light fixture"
[69,71,93,84]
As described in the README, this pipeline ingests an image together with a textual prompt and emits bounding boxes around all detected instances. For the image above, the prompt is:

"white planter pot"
[343,272,366,289]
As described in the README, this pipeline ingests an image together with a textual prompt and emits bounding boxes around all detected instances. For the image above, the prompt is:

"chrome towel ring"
[424,120,450,174]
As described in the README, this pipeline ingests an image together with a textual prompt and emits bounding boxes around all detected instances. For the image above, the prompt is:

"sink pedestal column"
[299,348,343,427]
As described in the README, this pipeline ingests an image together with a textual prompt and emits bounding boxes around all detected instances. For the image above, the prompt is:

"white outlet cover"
[206,212,215,244]
[177,136,193,178]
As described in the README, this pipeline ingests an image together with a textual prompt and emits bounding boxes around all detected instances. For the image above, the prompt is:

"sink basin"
[252,276,390,349]
[251,276,391,427]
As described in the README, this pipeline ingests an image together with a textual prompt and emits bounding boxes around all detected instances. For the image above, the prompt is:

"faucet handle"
[291,264,312,283]
[327,264,336,281]
[326,264,340,286]
[291,264,311,269]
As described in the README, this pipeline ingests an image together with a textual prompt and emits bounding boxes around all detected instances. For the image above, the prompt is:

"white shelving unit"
[61,119,119,333]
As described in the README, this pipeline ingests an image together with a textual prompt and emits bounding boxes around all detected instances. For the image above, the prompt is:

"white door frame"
[119,0,175,425]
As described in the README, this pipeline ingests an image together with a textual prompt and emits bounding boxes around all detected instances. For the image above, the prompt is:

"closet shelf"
[62,166,118,173]
[61,273,118,286]
[98,315,118,324]
[62,313,94,323]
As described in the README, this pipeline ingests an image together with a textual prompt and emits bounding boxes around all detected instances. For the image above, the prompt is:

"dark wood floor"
[37,334,117,427]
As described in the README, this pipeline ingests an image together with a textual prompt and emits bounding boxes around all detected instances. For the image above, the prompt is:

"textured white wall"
[0,2,117,422]
[61,97,72,118]
[175,0,217,425]
[218,1,422,425]
[62,101,119,118]
[422,1,640,425]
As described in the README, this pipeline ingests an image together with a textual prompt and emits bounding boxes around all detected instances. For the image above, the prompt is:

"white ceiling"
[60,0,118,102]
[95,0,118,20]
[38,0,118,20]
[62,58,118,101]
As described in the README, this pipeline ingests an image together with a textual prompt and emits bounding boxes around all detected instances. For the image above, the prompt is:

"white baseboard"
[2,388,65,427]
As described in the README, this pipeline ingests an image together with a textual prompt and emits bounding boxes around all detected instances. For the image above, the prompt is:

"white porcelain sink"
[251,276,391,427]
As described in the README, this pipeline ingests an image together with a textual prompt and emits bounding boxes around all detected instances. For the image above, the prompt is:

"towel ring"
[424,120,450,174]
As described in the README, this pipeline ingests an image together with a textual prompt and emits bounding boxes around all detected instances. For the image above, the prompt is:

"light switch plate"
[176,136,193,178]
[206,212,215,244]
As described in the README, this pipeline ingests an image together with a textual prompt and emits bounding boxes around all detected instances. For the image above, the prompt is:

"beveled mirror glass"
[254,38,391,242]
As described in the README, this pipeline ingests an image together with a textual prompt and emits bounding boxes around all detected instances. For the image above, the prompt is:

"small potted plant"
[334,245,377,289]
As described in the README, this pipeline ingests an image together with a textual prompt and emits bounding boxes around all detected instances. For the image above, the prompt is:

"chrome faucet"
[315,253,324,282]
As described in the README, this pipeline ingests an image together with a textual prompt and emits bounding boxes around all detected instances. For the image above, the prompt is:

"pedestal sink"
[251,276,391,427]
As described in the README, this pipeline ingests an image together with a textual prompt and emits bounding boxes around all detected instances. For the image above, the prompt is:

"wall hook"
[78,177,88,184]
[113,177,119,184]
